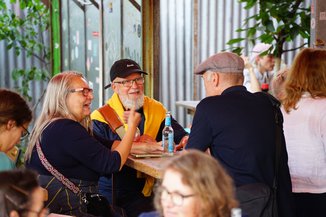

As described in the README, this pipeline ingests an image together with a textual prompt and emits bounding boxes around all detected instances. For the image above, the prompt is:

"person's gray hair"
[25,71,92,161]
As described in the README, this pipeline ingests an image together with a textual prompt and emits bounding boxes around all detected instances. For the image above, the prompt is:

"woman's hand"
[126,107,141,129]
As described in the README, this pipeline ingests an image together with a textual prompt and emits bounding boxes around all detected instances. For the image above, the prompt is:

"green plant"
[0,0,51,100]
[1,0,51,166]
[228,0,310,65]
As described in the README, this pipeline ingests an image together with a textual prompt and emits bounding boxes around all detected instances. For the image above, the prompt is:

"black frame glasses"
[113,77,145,87]
[159,186,196,206]
[69,87,93,97]
[21,125,30,140]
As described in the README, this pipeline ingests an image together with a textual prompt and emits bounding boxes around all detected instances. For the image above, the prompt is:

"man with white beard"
[91,59,188,217]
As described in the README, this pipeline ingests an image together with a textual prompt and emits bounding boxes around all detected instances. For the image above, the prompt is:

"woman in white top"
[281,48,326,217]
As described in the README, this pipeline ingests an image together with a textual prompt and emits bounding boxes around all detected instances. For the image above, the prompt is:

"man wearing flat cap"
[185,52,295,217]
[91,59,188,217]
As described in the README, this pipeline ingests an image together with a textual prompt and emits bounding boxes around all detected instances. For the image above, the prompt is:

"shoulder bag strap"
[262,92,282,190]
[98,104,125,139]
[264,93,283,217]
[36,140,81,194]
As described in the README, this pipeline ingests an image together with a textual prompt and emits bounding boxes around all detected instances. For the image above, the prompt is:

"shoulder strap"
[98,104,125,139]
[36,140,81,194]
[261,92,283,190]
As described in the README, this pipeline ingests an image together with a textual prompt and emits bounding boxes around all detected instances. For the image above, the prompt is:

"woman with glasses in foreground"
[0,169,48,217]
[25,71,141,216]
[141,150,238,217]
[0,89,32,171]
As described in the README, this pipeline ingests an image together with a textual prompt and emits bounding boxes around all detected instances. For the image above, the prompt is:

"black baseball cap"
[104,59,147,89]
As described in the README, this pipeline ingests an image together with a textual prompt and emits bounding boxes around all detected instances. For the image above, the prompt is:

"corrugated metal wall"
[1,0,310,128]
[0,1,48,118]
[160,0,194,127]
[159,0,309,127]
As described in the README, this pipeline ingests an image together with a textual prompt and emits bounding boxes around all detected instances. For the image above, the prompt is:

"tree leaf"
[228,0,309,60]
[227,38,245,45]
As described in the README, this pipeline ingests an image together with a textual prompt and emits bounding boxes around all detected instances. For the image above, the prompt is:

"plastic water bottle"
[162,111,174,156]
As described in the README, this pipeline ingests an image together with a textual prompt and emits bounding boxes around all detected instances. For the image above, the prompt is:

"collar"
[221,85,247,95]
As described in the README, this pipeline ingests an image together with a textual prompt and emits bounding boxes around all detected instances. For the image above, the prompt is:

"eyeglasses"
[69,87,93,97]
[113,77,145,87]
[159,186,196,206]
[21,125,30,140]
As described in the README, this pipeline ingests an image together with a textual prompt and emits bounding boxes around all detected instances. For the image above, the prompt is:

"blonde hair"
[25,71,92,161]
[154,150,238,217]
[281,48,326,113]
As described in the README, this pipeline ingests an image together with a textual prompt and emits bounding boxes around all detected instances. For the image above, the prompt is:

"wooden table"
[112,154,179,204]
[125,153,181,179]
[176,100,200,115]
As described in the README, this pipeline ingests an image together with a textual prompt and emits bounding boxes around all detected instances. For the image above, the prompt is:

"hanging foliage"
[0,0,51,100]
[227,0,310,60]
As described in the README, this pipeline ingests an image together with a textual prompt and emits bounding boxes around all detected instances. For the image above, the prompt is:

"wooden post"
[142,0,160,99]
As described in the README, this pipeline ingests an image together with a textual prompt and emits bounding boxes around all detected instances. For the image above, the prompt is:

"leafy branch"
[0,0,51,100]
[227,0,310,61]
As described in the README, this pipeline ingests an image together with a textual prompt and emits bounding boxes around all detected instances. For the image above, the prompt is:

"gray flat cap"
[194,52,244,74]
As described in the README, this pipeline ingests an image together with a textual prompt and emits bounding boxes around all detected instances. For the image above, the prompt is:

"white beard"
[119,94,144,110]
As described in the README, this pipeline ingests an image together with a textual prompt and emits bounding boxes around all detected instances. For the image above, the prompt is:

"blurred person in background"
[140,150,238,217]
[243,43,275,92]
[0,169,48,217]
[0,89,32,171]
[281,48,326,217]
[271,68,288,100]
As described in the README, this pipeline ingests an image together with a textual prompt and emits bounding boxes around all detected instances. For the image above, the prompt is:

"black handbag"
[236,183,277,217]
[36,140,126,217]
[81,193,114,217]
[81,192,127,217]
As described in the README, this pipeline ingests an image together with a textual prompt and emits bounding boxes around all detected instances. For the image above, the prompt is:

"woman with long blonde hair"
[25,71,140,216]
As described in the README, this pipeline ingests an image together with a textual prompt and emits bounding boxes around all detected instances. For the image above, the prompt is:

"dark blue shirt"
[186,86,294,217]
[26,119,121,181]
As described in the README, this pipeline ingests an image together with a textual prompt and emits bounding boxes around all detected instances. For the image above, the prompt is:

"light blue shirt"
[0,152,15,171]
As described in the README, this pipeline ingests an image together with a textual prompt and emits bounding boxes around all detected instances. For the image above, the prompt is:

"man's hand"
[131,134,162,153]
[175,135,189,151]
[131,141,162,153]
